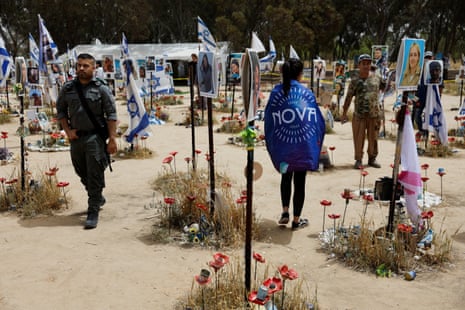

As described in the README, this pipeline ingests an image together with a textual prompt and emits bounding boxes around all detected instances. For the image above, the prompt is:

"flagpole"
[188,58,197,172]
[207,96,215,215]
[387,92,408,234]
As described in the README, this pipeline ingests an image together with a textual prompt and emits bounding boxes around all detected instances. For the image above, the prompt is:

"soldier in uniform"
[56,53,118,229]
[341,54,386,169]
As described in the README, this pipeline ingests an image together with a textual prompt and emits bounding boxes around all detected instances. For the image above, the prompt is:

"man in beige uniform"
[341,54,386,169]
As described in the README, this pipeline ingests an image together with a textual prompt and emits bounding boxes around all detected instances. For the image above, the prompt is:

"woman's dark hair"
[282,58,303,95]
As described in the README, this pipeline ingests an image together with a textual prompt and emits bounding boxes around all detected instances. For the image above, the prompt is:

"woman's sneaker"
[278,212,290,225]
[292,218,309,230]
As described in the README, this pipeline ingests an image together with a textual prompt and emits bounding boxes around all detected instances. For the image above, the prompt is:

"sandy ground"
[1,85,465,310]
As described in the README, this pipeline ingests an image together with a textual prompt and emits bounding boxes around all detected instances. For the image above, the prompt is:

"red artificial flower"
[363,194,374,202]
[194,274,212,285]
[253,252,265,263]
[320,199,332,207]
[164,197,175,205]
[328,214,341,219]
[162,156,173,164]
[421,163,429,170]
[437,171,446,177]
[0,177,6,183]
[448,137,456,143]
[421,177,429,183]
[184,157,191,163]
[5,178,18,185]
[430,140,440,146]
[329,146,336,151]
[56,181,70,187]
[397,223,413,233]
[278,264,298,280]
[236,198,244,204]
[196,203,208,212]
[50,132,61,139]
[213,252,229,265]
[186,195,196,201]
[49,167,59,173]
[195,149,202,155]
[421,211,434,219]
[361,170,369,176]
[169,151,178,157]
[248,291,269,305]
[45,170,56,177]
[341,192,354,200]
[262,277,283,294]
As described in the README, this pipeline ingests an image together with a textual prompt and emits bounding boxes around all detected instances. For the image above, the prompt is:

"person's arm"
[341,81,354,123]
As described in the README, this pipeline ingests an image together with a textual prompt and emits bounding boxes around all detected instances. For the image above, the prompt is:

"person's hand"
[340,114,348,124]
[67,129,79,141]
[107,137,117,154]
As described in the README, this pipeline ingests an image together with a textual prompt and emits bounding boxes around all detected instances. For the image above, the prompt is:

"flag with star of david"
[423,84,447,145]
[0,36,12,88]
[197,16,216,52]
[121,33,150,143]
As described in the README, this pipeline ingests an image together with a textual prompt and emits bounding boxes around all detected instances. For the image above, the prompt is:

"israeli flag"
[423,85,448,145]
[121,32,129,59]
[38,15,58,72]
[29,33,40,65]
[0,36,12,88]
[197,16,216,51]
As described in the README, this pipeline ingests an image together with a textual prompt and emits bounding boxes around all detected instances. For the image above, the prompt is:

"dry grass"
[150,169,262,248]
[174,254,318,310]
[0,167,66,217]
[327,217,454,276]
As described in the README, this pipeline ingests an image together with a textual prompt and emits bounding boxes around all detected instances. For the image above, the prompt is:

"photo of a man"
[425,60,443,85]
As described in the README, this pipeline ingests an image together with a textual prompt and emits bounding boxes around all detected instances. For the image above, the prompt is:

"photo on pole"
[396,38,425,90]
[424,60,443,85]
[198,51,217,98]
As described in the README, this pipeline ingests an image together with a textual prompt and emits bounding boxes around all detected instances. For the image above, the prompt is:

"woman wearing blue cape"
[264,58,326,230]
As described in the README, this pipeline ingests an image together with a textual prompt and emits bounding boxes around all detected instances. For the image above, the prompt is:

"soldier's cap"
[425,51,433,58]
[358,54,372,62]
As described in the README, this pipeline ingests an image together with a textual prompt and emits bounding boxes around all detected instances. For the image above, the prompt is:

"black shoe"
[278,212,290,225]
[84,211,99,229]
[292,218,309,230]
[354,160,362,169]
[368,160,381,168]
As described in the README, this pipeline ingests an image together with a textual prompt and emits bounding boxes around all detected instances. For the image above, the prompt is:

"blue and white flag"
[38,15,58,73]
[0,36,12,87]
[251,32,266,53]
[29,33,40,65]
[121,32,129,59]
[423,85,448,145]
[289,45,300,60]
[197,16,216,52]
[260,36,277,63]
[121,34,150,143]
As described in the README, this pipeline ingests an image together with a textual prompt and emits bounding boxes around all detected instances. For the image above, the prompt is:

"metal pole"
[188,62,197,171]
[387,93,408,233]
[20,95,25,191]
[207,97,215,215]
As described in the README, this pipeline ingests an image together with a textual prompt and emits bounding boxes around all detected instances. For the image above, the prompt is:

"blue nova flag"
[0,36,12,87]
[264,81,325,172]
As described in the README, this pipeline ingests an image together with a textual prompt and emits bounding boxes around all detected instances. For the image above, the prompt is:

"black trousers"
[280,171,307,217]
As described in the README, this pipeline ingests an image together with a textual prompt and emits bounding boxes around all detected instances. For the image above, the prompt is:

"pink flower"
[162,156,173,164]
[278,265,298,280]
[262,277,283,294]
[320,199,332,207]
[253,252,265,263]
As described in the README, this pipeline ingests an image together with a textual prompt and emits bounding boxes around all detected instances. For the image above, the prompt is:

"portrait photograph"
[397,38,425,90]
[229,53,243,83]
[103,55,114,72]
[424,60,443,85]
[198,51,217,98]
[27,67,40,84]
[313,59,326,81]
[371,45,389,77]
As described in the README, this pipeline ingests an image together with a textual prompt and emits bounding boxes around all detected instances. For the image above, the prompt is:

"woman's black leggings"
[280,171,307,217]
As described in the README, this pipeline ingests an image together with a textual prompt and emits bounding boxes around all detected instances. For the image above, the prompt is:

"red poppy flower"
[50,132,61,139]
[169,151,178,157]
[213,252,229,265]
[278,264,298,280]
[164,197,175,205]
[421,211,434,219]
[196,203,208,212]
[262,277,283,294]
[329,146,336,151]
[195,149,202,154]
[184,157,191,163]
[162,156,173,164]
[49,167,59,173]
[209,260,225,272]
[194,274,212,285]
[361,170,369,176]
[437,171,446,177]
[320,199,332,207]
[431,140,440,146]
[56,181,70,187]
[421,177,429,182]
[248,291,269,305]
[341,192,354,200]
[45,171,56,177]
[5,178,18,185]
[421,163,429,170]
[328,214,340,219]
[236,198,244,204]
[397,223,413,233]
[0,177,6,183]
[448,137,456,143]
[363,194,374,202]
[253,252,266,263]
